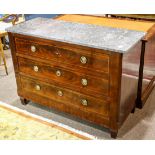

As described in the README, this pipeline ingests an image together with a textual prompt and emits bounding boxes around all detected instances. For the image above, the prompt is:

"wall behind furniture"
[24,14,59,21]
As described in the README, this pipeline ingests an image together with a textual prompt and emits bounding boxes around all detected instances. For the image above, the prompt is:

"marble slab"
[6,17,146,53]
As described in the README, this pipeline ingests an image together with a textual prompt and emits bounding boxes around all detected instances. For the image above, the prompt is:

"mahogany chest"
[7,17,145,138]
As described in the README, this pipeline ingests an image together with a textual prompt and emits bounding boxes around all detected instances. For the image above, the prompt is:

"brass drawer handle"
[33,66,39,72]
[81,99,88,106]
[31,45,36,52]
[81,78,88,86]
[57,90,63,97]
[35,85,41,91]
[56,70,61,77]
[80,56,87,64]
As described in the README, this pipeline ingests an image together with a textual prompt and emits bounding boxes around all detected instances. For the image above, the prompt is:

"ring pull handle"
[31,45,36,52]
[35,85,41,91]
[81,78,88,86]
[81,99,88,106]
[80,56,87,64]
[56,70,61,77]
[57,90,63,97]
[33,66,39,72]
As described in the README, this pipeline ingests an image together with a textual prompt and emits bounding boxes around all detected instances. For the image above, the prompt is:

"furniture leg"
[135,40,147,109]
[0,40,2,65]
[0,51,1,65]
[110,130,118,139]
[141,76,155,104]
[0,39,8,75]
[131,106,135,113]
[20,97,29,105]
[2,37,8,50]
[2,55,8,75]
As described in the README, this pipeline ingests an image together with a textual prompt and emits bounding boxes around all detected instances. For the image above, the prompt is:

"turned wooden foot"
[135,98,143,109]
[131,106,135,113]
[20,98,29,105]
[110,130,118,139]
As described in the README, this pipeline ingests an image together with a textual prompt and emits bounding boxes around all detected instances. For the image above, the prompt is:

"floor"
[0,49,155,140]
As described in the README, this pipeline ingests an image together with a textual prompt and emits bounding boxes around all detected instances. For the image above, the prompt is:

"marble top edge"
[6,17,145,34]
[6,17,146,53]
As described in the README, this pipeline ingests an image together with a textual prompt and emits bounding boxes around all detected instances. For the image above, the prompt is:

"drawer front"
[20,76,110,117]
[18,57,109,96]
[15,38,109,73]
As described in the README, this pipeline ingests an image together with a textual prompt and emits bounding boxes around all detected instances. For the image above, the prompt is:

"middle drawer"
[18,57,109,97]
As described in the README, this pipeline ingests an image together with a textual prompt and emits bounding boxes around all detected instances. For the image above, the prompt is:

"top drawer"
[15,37,110,73]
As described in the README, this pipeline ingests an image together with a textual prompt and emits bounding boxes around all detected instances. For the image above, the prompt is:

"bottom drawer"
[20,76,110,117]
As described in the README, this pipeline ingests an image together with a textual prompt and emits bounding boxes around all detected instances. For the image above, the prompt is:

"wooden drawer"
[18,57,109,96]
[15,37,109,73]
[20,76,110,117]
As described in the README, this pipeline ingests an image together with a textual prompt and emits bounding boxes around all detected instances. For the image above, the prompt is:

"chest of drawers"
[7,18,145,138]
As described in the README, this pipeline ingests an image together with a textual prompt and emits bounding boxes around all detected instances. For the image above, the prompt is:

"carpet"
[0,101,94,140]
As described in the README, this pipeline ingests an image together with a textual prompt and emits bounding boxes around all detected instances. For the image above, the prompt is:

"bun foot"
[20,97,29,105]
[136,98,143,109]
[131,106,135,113]
[110,130,118,139]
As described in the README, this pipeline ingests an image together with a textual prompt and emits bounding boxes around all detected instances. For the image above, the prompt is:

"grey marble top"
[6,17,146,53]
